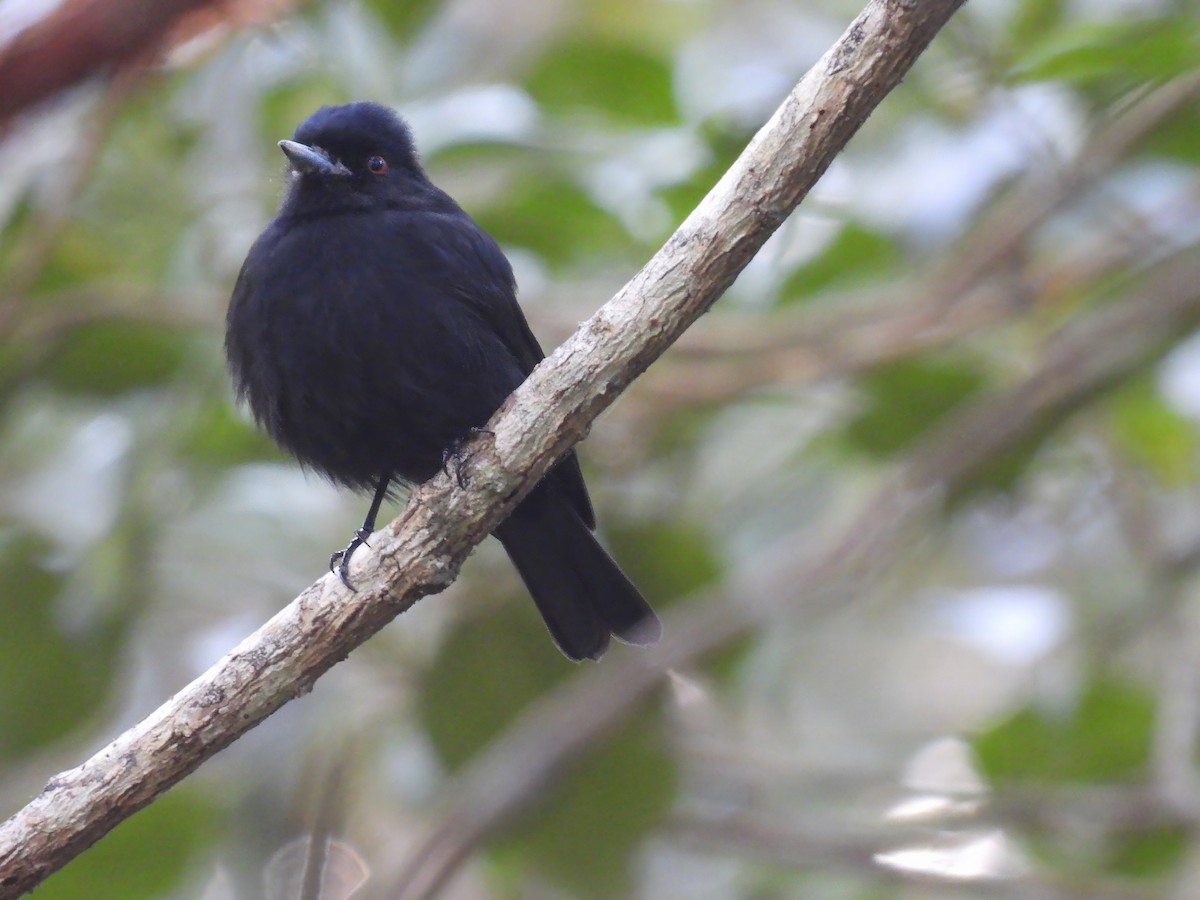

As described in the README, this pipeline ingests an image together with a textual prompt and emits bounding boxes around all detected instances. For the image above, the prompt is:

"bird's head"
[277,102,433,214]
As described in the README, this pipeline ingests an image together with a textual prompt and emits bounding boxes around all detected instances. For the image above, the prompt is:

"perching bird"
[225,101,659,660]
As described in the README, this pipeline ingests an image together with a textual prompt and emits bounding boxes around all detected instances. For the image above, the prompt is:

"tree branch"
[0,0,966,894]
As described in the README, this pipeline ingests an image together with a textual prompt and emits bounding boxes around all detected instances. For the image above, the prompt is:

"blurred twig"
[0,73,140,327]
[389,251,1200,899]
[629,72,1200,413]
[671,812,1158,899]
[0,0,969,894]
[929,74,1200,301]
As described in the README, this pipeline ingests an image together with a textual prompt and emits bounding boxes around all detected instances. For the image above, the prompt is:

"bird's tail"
[494,492,660,661]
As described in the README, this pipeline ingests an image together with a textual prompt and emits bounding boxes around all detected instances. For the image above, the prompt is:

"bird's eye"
[366,155,388,175]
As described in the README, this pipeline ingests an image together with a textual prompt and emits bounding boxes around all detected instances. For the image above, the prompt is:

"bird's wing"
[444,216,545,374]
[416,212,598,530]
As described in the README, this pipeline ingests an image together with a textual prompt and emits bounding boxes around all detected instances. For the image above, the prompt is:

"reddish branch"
[0,0,199,127]
[0,0,297,131]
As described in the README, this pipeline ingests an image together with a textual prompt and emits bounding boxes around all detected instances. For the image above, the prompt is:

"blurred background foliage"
[1,0,1199,896]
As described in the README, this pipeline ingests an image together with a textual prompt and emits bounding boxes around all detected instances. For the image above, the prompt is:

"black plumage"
[225,102,659,660]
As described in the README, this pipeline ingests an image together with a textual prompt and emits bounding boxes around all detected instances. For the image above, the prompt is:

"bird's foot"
[329,527,372,590]
[441,427,495,489]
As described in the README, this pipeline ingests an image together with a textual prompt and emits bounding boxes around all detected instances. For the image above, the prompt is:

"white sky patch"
[1158,331,1200,422]
[961,507,1063,577]
[7,411,132,556]
[1104,160,1200,250]
[901,736,988,796]
[850,83,1084,241]
[876,830,1028,881]
[931,585,1070,666]
[403,84,540,153]
[0,0,61,41]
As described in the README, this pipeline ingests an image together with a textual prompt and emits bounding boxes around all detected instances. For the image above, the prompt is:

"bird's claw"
[442,427,494,489]
[329,528,372,590]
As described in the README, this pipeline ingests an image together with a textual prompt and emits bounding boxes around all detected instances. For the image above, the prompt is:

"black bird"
[225,101,659,661]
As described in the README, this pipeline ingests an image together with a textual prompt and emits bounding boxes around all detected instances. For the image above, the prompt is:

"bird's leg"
[330,475,390,590]
[441,427,495,489]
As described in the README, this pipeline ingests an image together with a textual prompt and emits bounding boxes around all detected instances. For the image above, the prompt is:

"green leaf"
[419,604,572,771]
[843,357,987,458]
[1107,375,1196,485]
[179,397,284,470]
[419,606,675,898]
[472,173,632,267]
[948,425,1048,504]
[526,40,677,126]
[260,77,348,147]
[0,340,30,413]
[362,0,440,40]
[38,789,217,899]
[779,222,905,304]
[1009,16,1199,86]
[607,517,755,677]
[29,224,125,293]
[1143,105,1200,163]
[1007,0,1067,53]
[41,320,192,397]
[1106,825,1188,878]
[494,711,675,899]
[974,674,1153,783]
[0,532,115,758]
[42,88,200,290]
[425,138,532,171]
[607,519,721,605]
